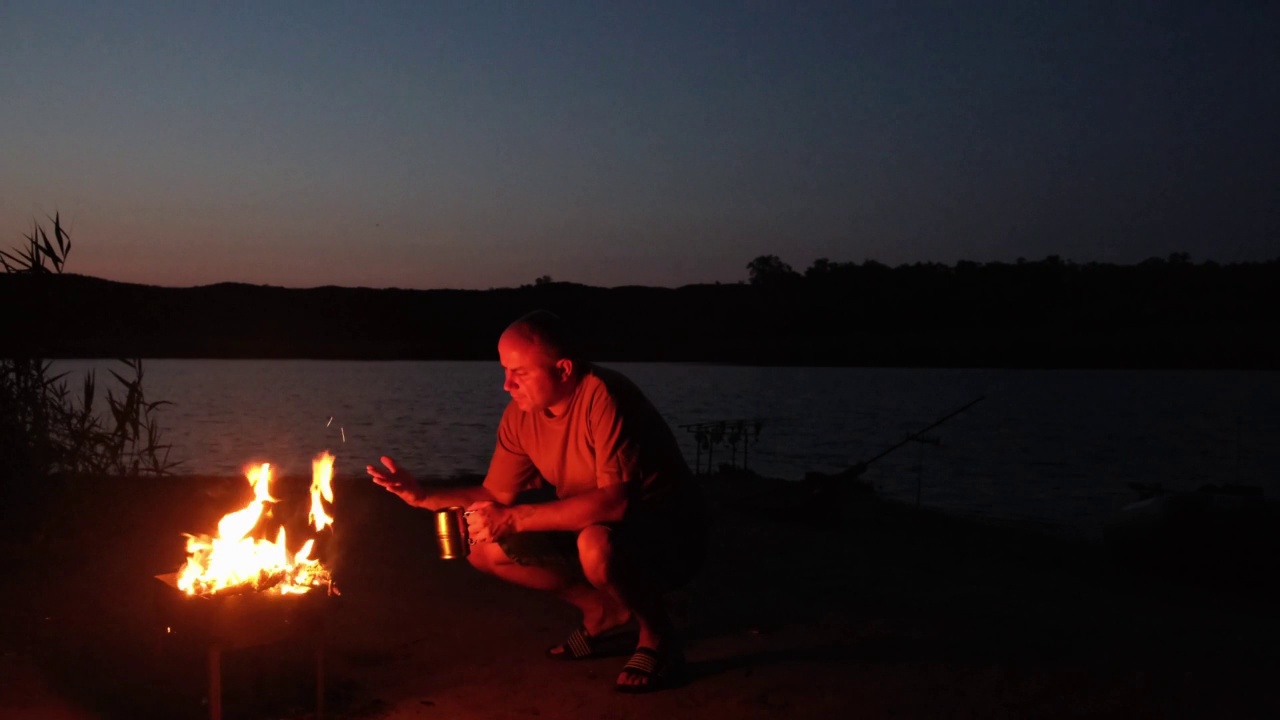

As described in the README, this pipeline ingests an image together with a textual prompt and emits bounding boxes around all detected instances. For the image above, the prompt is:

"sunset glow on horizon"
[3,2,1276,290]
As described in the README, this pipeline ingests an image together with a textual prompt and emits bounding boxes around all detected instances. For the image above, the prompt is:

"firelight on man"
[368,310,708,693]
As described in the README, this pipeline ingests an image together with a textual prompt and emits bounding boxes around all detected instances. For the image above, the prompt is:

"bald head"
[502,310,581,366]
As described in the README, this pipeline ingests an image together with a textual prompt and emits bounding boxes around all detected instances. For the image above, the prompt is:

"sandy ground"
[2,471,1279,720]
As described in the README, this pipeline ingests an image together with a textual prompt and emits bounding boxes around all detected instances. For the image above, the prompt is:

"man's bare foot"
[615,645,685,693]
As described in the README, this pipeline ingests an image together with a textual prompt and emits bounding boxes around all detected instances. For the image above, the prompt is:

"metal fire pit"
[153,572,335,720]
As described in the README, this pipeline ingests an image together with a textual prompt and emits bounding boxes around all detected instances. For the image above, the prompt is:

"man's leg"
[576,525,677,688]
[467,537,629,636]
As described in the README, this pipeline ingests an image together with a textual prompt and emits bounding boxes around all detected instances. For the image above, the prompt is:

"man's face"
[498,330,573,414]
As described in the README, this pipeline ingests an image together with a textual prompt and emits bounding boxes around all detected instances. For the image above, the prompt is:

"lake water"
[50,360,1280,541]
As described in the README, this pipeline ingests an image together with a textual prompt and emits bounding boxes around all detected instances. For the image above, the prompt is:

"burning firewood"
[176,452,337,597]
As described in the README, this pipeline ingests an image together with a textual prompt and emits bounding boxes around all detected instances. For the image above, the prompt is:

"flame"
[176,453,336,596]
[311,451,335,532]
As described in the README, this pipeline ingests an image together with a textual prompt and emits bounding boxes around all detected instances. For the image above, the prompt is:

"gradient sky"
[3,1,1277,289]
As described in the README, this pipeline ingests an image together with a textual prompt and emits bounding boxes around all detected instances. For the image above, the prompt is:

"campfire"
[176,451,338,596]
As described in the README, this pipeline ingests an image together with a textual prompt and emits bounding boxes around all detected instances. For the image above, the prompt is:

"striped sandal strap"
[546,626,600,660]
[564,627,595,658]
[621,647,662,676]
[617,647,687,693]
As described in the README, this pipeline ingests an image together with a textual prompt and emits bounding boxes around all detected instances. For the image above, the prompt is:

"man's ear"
[555,358,573,381]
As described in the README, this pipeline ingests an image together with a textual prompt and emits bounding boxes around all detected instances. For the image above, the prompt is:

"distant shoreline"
[4,261,1278,369]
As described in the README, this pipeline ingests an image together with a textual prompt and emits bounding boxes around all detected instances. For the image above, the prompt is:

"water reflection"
[50,360,1280,540]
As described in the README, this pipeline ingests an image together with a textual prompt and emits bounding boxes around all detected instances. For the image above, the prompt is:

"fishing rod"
[857,395,986,469]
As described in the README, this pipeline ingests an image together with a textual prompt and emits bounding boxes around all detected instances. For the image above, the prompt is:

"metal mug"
[434,506,471,560]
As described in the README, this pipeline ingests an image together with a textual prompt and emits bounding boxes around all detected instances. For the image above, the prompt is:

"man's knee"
[576,524,614,588]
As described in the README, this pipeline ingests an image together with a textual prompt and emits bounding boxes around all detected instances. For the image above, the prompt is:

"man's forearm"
[414,485,495,512]
[510,484,628,533]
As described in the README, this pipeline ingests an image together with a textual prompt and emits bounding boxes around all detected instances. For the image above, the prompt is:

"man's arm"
[412,484,501,512]
[467,483,630,545]
[506,483,629,533]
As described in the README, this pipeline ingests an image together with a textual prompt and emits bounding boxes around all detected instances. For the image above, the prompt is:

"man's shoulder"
[578,364,636,404]
[578,364,664,424]
[581,363,636,392]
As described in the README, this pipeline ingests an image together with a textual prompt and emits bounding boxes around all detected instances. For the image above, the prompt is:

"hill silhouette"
[2,256,1277,368]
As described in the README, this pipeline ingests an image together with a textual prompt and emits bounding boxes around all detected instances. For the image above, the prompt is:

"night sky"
[3,1,1276,290]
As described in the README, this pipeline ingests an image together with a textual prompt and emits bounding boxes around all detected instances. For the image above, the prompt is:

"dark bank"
[3,254,1279,369]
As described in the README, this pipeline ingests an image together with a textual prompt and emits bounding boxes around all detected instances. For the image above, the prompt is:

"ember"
[177,451,337,596]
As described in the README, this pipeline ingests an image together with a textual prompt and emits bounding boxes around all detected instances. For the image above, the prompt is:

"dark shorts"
[498,502,709,591]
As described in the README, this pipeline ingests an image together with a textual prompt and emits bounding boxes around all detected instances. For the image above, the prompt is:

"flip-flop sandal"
[546,625,634,660]
[615,647,686,693]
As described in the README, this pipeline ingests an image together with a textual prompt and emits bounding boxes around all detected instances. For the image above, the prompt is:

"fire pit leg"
[208,645,222,720]
[315,642,325,720]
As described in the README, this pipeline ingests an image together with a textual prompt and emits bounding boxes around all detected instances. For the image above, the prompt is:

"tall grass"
[1,214,178,488]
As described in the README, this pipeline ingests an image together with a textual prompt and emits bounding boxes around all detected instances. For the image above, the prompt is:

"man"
[367,310,708,693]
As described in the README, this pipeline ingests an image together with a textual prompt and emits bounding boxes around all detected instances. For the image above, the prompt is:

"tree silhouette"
[746,255,800,286]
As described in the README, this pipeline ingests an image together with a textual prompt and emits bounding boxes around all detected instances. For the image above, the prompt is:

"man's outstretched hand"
[367,455,426,507]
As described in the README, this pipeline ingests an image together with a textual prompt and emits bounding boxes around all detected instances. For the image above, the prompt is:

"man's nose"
[503,371,516,392]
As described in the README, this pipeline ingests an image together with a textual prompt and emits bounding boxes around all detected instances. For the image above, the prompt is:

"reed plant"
[1,214,178,488]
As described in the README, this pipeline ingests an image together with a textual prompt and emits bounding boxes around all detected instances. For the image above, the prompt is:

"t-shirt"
[482,364,698,513]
